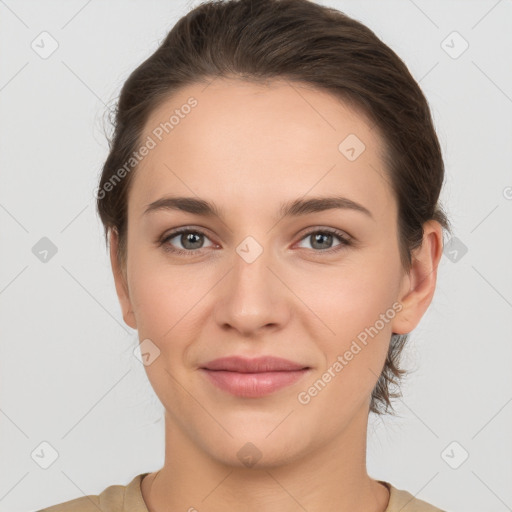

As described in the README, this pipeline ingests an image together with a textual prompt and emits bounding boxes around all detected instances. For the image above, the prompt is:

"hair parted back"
[96,0,451,416]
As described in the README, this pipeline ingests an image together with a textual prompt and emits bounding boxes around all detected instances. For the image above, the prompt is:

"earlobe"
[109,228,137,330]
[391,220,444,336]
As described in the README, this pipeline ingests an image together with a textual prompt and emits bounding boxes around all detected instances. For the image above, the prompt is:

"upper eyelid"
[162,226,216,244]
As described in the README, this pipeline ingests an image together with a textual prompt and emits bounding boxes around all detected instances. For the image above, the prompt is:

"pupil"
[183,232,202,249]
[313,233,331,250]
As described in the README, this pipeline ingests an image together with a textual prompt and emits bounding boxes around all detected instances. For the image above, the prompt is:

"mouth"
[200,368,311,397]
[199,356,311,398]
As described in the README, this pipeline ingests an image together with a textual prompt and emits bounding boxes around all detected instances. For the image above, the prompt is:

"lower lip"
[200,369,310,397]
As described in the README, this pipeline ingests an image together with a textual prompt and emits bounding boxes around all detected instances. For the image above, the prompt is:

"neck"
[141,402,390,512]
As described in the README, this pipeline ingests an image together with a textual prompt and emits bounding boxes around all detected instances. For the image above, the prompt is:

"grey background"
[0,1,511,511]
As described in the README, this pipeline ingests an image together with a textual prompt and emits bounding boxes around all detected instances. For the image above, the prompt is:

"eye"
[160,228,215,256]
[159,227,352,256]
[295,228,352,253]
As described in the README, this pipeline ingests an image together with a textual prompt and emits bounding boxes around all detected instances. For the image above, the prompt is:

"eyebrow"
[142,195,374,221]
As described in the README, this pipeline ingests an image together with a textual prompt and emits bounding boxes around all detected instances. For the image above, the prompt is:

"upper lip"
[201,356,310,373]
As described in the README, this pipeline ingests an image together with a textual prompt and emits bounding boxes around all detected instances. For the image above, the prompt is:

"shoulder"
[381,480,448,512]
[37,473,149,512]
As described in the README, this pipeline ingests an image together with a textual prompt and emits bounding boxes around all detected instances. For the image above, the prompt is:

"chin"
[202,429,307,470]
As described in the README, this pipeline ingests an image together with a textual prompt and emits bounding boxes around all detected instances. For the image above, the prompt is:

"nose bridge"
[233,237,272,293]
[214,235,289,334]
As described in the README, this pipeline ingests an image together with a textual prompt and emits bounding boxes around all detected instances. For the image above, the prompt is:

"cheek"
[297,252,401,392]
[127,253,182,338]
[297,276,397,419]
[127,251,216,345]
[300,255,400,339]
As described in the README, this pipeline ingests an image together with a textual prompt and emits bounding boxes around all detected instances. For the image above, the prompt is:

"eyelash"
[158,226,353,257]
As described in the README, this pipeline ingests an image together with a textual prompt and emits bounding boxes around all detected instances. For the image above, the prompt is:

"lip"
[199,356,311,398]
[202,355,309,372]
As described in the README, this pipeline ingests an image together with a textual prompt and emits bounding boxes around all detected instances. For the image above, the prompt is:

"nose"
[213,245,291,337]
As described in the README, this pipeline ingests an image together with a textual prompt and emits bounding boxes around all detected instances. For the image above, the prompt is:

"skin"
[109,77,443,512]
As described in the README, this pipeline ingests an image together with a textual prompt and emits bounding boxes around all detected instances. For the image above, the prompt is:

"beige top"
[38,473,446,511]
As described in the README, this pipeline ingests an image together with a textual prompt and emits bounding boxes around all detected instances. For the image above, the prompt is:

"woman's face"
[112,78,421,466]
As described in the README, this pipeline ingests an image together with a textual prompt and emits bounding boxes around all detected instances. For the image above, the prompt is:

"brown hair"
[96,0,451,415]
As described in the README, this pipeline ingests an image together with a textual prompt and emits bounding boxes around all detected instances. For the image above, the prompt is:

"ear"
[109,228,137,330]
[391,220,444,335]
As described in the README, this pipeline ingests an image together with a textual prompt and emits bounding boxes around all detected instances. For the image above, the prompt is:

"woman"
[40,0,450,510]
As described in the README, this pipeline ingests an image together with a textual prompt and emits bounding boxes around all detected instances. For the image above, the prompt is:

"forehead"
[130,77,394,220]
